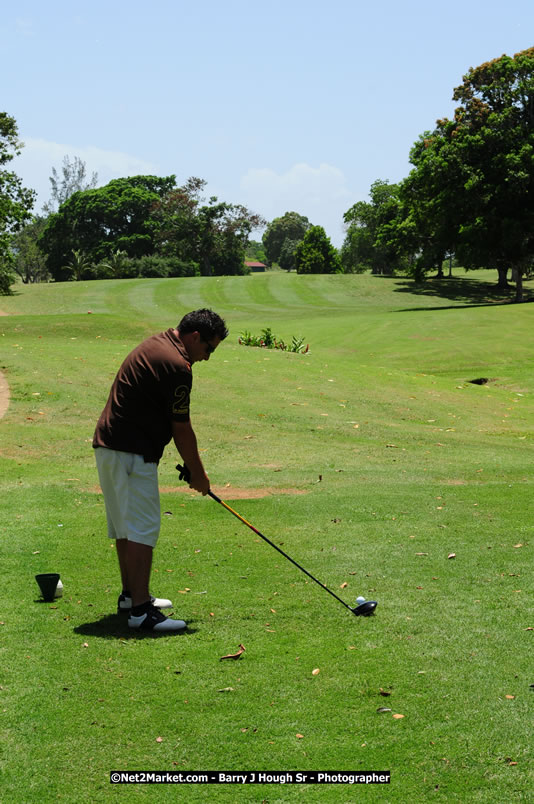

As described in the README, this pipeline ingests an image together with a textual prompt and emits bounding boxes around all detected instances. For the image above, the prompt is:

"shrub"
[133,256,200,278]
[238,328,309,353]
[93,255,200,279]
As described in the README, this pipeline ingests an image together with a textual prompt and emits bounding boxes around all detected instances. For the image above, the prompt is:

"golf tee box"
[35,573,61,602]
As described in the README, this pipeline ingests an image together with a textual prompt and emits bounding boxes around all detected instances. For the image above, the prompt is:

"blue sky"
[4,1,533,245]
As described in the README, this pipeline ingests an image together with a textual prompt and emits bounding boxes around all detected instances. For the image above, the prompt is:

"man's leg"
[115,538,131,595]
[124,462,185,630]
[115,538,153,606]
[96,448,183,630]
[125,540,153,607]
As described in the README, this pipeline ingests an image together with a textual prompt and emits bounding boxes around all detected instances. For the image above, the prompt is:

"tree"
[399,133,464,282]
[245,240,268,264]
[405,47,534,299]
[0,112,36,294]
[10,216,50,283]
[96,249,131,279]
[62,249,94,281]
[342,180,409,275]
[278,237,300,272]
[153,177,266,276]
[262,211,311,267]
[294,225,342,274]
[39,175,176,281]
[43,155,98,214]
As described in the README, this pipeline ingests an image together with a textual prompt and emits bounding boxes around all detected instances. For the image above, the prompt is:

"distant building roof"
[244,261,267,268]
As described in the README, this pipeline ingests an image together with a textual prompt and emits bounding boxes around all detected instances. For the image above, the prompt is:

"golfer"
[93,308,228,632]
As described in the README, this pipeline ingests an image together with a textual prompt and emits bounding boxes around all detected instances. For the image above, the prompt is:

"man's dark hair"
[178,309,228,342]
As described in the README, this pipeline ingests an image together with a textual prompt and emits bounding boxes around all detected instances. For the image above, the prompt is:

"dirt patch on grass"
[90,484,307,499]
[161,485,308,499]
[0,371,10,419]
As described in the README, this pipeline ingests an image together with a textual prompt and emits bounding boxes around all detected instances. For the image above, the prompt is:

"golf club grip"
[207,491,352,612]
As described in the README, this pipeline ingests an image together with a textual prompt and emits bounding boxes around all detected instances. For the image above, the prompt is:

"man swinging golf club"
[93,308,228,632]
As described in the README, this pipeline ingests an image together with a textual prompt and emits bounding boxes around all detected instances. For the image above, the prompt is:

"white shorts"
[95,447,160,547]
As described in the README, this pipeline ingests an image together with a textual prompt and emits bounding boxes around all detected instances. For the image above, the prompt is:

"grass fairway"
[1,271,533,802]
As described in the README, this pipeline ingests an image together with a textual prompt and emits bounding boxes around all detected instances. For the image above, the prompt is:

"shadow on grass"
[387,274,533,311]
[74,614,198,639]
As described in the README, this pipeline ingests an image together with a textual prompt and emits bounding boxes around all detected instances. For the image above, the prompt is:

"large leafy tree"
[278,237,301,272]
[0,112,36,294]
[405,47,534,299]
[294,225,341,274]
[399,133,465,282]
[153,177,265,276]
[262,211,311,268]
[11,216,50,283]
[342,180,409,275]
[39,175,176,281]
[245,240,268,264]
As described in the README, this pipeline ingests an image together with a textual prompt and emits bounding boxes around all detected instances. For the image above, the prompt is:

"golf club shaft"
[207,489,354,613]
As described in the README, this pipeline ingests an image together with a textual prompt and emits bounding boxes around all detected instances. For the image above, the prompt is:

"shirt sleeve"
[170,375,191,422]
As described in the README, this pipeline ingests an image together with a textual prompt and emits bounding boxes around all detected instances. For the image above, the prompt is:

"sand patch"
[161,485,308,499]
[0,371,10,419]
[90,484,307,499]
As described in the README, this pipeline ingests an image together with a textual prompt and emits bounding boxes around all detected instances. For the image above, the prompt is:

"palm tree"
[99,249,130,278]
[63,249,93,281]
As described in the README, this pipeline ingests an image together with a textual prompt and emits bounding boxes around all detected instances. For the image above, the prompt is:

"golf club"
[176,465,377,617]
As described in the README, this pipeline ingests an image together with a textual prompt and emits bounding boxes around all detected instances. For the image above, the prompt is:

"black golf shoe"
[128,602,186,632]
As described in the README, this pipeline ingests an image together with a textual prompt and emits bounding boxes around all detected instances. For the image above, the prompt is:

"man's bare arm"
[172,420,210,495]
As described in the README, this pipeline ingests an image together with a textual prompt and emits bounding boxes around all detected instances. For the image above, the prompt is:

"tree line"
[340,47,534,301]
[1,46,533,296]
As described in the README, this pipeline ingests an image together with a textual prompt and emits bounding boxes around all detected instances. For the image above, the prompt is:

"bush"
[239,327,309,353]
[133,256,200,278]
[93,255,200,279]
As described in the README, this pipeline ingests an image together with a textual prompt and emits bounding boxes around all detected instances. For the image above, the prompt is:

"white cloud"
[12,137,158,211]
[240,162,357,247]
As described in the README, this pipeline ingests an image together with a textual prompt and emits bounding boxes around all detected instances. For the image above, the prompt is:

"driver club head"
[351,600,378,616]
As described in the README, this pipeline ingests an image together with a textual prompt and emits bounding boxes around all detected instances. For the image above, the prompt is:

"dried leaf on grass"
[312,668,320,676]
[220,644,246,661]
[392,713,405,719]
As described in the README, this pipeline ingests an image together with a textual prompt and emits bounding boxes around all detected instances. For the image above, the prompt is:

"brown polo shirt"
[93,329,192,463]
